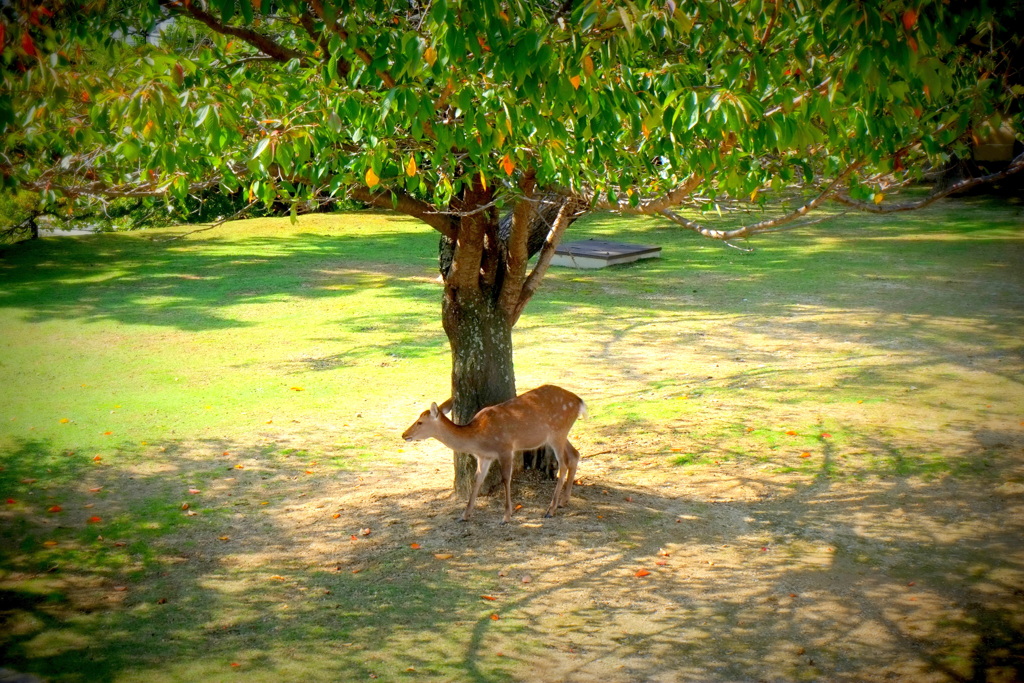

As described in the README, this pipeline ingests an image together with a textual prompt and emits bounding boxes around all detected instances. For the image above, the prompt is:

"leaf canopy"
[1,0,1020,218]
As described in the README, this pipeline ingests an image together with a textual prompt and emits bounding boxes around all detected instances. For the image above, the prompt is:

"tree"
[2,0,1021,493]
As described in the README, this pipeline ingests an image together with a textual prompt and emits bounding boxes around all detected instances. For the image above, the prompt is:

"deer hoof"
[544,511,554,518]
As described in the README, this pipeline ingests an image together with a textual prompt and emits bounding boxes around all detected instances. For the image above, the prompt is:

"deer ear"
[429,402,440,418]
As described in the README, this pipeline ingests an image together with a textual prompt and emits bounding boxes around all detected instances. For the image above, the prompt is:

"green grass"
[1,198,1023,681]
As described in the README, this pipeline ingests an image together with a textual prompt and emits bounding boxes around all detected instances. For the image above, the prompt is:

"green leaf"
[195,105,211,128]
[219,0,235,23]
[252,137,271,161]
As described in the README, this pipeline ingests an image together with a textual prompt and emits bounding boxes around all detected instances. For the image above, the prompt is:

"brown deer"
[402,385,586,523]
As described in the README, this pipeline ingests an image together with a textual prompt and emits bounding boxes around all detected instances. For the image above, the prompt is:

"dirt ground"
[183,418,1024,682]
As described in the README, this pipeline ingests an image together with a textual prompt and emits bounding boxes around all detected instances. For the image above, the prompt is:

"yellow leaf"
[434,553,453,560]
[582,55,595,76]
[873,192,884,205]
[365,167,380,188]
[59,418,70,423]
[570,74,581,90]
[501,154,515,175]
[424,46,437,66]
[406,156,417,177]
[479,171,487,190]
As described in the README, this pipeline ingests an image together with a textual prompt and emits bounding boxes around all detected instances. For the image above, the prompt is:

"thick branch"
[349,186,457,239]
[497,171,538,317]
[161,1,308,63]
[512,197,585,325]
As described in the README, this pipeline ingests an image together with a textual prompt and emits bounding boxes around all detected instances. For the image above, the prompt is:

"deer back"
[468,385,585,452]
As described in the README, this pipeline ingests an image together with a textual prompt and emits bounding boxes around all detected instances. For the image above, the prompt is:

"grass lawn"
[1,198,1022,682]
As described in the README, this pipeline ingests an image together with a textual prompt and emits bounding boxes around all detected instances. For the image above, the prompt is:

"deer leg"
[559,441,580,507]
[499,454,514,524]
[462,457,493,521]
[545,441,567,518]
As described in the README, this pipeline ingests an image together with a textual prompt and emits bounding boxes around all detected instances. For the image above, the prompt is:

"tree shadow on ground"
[1,431,1021,682]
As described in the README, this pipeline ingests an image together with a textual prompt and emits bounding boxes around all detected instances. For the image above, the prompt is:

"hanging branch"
[658,161,863,240]
[833,152,1024,213]
[589,174,704,213]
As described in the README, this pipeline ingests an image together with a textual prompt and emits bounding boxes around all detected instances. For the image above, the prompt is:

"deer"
[402,385,586,524]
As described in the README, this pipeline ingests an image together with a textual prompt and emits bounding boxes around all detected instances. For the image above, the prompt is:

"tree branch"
[307,0,396,88]
[512,197,586,325]
[832,152,1024,213]
[589,174,704,214]
[497,171,538,317]
[658,161,863,240]
[160,1,308,63]
[348,186,457,239]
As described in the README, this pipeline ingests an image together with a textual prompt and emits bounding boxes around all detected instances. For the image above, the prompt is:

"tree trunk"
[442,288,517,497]
[436,189,586,497]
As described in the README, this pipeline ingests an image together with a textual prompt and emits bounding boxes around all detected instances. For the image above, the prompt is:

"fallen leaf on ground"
[635,569,651,578]
[88,487,102,493]
[219,536,230,541]
[490,614,500,620]
[800,452,811,458]
[410,543,421,549]
[93,455,102,462]
[87,516,102,524]
[655,560,668,566]
[230,662,240,668]
[821,433,832,438]
[48,505,62,513]
[360,528,371,536]
[103,431,113,435]
[113,541,126,547]
[434,553,453,560]
[188,488,200,494]
[269,575,285,581]
[157,598,167,604]
[181,503,189,510]
[43,540,58,547]
[785,430,798,436]
[113,586,128,592]
[5,499,15,504]
[521,575,532,583]
[60,418,70,423]
[351,535,359,541]
[332,513,341,519]
[185,510,197,516]
[234,464,244,469]
[290,387,304,391]
[481,595,497,601]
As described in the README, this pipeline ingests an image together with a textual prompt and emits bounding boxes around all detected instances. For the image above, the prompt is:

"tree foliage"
[3,1,1020,227]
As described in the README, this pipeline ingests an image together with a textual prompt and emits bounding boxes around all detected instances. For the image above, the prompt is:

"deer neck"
[432,416,487,454]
